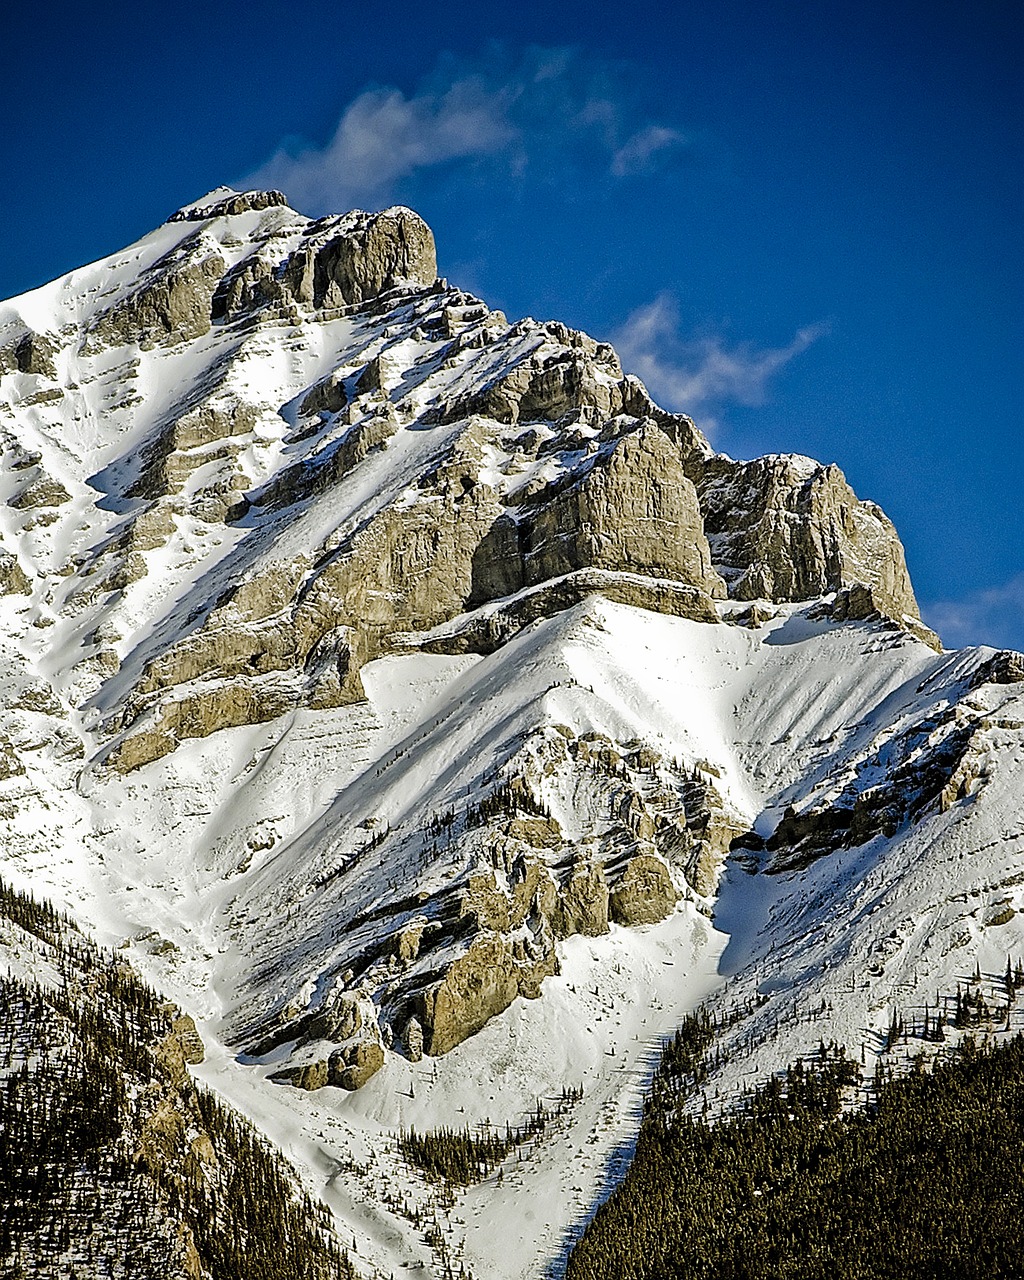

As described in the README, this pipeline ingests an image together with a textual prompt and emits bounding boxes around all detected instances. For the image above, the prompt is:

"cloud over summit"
[610,292,826,433]
[245,47,692,213]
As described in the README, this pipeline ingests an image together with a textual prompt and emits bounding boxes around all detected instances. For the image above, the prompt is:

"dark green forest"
[0,877,353,1280]
[398,1085,583,1186]
[567,1013,1024,1280]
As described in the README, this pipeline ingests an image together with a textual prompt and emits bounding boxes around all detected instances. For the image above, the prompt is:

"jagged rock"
[109,402,731,766]
[670,777,749,897]
[574,733,623,771]
[291,1011,385,1090]
[170,1013,205,1064]
[244,410,398,516]
[550,860,609,939]
[504,814,562,848]
[299,371,349,417]
[14,331,57,378]
[608,852,678,926]
[973,650,1024,686]
[112,550,369,766]
[112,680,300,771]
[522,423,725,599]
[460,870,512,932]
[419,933,522,1056]
[0,741,25,781]
[154,1012,205,1087]
[405,1016,424,1062]
[731,601,780,628]
[169,188,288,222]
[824,582,879,621]
[617,792,657,841]
[696,453,921,625]
[684,824,745,896]
[136,619,300,695]
[293,1060,329,1091]
[355,351,404,396]
[305,994,362,1043]
[12,684,61,714]
[127,401,258,501]
[514,933,559,999]
[517,861,559,929]
[281,207,436,310]
[421,570,720,658]
[395,921,426,963]
[767,715,980,870]
[8,473,71,511]
[90,241,226,347]
[810,583,941,650]
[0,550,29,595]
[434,321,628,426]
[328,1038,385,1090]
[939,738,989,812]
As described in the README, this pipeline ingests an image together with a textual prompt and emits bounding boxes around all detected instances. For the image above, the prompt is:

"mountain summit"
[1,190,1021,1278]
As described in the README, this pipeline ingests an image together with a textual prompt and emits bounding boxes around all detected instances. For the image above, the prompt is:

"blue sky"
[3,1,1021,648]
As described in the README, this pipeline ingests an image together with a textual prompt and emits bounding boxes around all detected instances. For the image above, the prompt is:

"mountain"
[0,187,1021,1278]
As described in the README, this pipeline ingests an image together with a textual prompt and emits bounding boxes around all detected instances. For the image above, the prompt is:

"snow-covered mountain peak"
[168,185,290,222]
[1,191,1022,1280]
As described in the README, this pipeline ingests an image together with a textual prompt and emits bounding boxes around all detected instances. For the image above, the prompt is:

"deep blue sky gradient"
[3,0,1021,647]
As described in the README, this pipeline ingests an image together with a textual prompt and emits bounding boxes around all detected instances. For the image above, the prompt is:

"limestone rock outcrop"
[520,423,725,599]
[169,188,289,222]
[418,931,552,1057]
[608,852,678,926]
[758,709,986,873]
[549,860,609,939]
[89,238,226,348]
[287,206,437,309]
[328,1039,386,1091]
[212,205,436,322]
[695,453,922,626]
[14,330,57,377]
[973,650,1024,687]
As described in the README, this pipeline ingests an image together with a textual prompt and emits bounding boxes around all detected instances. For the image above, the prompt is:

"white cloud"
[609,292,826,431]
[611,125,688,177]
[243,48,690,213]
[922,573,1024,652]
[250,79,518,213]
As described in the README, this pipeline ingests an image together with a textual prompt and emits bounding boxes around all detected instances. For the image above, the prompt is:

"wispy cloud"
[244,47,691,213]
[609,292,826,433]
[611,125,688,177]
[922,573,1024,652]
